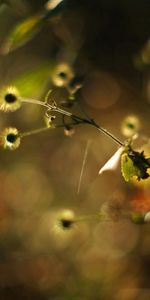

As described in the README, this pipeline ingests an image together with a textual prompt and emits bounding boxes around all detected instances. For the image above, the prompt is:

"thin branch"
[91,119,124,146]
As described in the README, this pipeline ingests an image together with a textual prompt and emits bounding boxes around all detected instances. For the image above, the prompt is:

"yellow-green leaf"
[1,15,42,54]
[121,153,140,182]
[121,148,150,182]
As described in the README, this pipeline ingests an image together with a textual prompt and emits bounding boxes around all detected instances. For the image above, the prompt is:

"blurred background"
[0,0,150,299]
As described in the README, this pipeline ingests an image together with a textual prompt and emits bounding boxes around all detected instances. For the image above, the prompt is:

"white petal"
[99,147,124,175]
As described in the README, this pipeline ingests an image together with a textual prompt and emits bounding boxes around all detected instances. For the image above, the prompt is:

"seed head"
[121,115,140,138]
[0,86,21,112]
[53,209,75,235]
[0,127,20,150]
[52,63,74,87]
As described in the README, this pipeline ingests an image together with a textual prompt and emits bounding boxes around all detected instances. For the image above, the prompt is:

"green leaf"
[121,153,139,181]
[121,146,150,182]
[1,15,42,54]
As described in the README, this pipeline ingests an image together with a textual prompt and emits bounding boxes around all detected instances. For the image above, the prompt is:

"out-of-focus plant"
[1,0,66,54]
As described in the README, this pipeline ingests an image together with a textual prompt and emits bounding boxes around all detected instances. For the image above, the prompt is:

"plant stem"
[91,120,124,146]
[72,115,124,146]
[20,127,51,138]
[75,213,112,223]
[21,97,72,116]
[21,97,48,108]
[21,96,124,146]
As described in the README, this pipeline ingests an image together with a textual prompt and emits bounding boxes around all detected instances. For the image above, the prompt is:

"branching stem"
[21,97,124,146]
